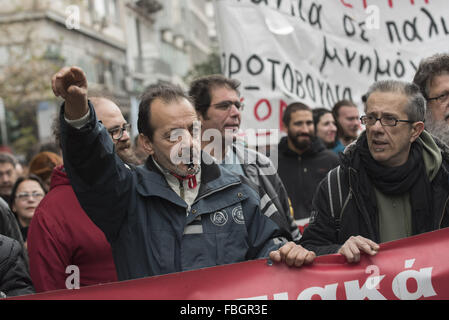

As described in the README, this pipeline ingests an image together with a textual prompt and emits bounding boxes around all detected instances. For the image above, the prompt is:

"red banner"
[14,228,449,300]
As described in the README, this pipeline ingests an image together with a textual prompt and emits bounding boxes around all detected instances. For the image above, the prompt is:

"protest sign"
[214,0,449,131]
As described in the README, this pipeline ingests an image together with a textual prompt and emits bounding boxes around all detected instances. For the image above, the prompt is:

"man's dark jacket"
[60,103,286,281]
[0,198,22,242]
[0,235,35,297]
[300,132,449,256]
[0,197,29,271]
[277,136,339,220]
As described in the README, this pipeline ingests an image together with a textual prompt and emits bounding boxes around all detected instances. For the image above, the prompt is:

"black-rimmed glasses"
[360,115,415,127]
[212,100,244,112]
[108,123,131,141]
[427,91,449,104]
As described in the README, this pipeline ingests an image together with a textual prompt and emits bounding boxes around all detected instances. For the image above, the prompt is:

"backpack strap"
[327,166,351,233]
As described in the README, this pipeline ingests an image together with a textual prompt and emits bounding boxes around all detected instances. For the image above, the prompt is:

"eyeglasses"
[212,100,244,112]
[108,123,131,141]
[360,115,415,127]
[16,191,44,201]
[427,91,449,104]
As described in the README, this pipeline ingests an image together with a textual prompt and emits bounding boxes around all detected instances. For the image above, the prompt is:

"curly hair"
[413,53,449,99]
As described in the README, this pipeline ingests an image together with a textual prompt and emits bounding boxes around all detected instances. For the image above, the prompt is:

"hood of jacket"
[278,136,326,158]
[49,165,70,190]
[341,130,449,180]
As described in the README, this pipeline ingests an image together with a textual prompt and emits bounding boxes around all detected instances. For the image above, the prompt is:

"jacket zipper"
[179,179,185,201]
[340,191,352,219]
[193,181,241,205]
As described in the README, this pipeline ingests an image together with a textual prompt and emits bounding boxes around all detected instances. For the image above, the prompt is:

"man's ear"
[410,121,425,143]
[139,133,154,155]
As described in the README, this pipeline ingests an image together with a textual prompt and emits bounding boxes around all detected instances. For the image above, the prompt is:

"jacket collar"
[49,165,69,190]
[136,152,241,203]
[342,130,449,171]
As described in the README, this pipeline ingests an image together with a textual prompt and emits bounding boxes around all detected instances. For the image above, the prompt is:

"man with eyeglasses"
[300,80,449,263]
[189,75,301,243]
[27,95,138,291]
[48,66,316,282]
[413,53,449,146]
[90,96,139,165]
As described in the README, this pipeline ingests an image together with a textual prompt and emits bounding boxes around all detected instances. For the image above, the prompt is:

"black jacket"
[300,132,449,256]
[0,197,23,243]
[0,235,35,297]
[0,197,30,272]
[277,136,340,220]
[60,103,286,280]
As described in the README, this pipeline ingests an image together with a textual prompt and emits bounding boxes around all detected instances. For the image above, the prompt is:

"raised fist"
[51,66,88,120]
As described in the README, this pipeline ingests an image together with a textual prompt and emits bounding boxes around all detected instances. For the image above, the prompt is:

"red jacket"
[28,165,117,292]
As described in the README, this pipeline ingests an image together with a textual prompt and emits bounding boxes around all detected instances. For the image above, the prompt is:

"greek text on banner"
[13,228,449,300]
[214,0,449,131]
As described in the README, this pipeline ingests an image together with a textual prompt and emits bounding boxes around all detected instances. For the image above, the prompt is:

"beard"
[0,184,12,196]
[424,110,449,147]
[342,127,359,141]
[116,141,141,165]
[288,130,313,151]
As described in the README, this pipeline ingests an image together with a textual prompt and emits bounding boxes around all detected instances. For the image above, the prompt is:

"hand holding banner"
[13,228,449,300]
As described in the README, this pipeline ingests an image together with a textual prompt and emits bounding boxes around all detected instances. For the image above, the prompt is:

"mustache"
[0,182,12,187]
[295,133,312,138]
[116,141,131,149]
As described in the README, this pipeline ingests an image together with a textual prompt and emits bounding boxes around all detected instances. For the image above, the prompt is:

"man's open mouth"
[372,140,388,151]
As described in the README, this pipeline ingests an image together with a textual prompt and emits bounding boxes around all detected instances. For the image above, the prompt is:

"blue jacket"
[60,103,285,281]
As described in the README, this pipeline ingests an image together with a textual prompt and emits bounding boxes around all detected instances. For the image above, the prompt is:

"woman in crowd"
[312,108,338,150]
[8,175,46,247]
[28,151,63,191]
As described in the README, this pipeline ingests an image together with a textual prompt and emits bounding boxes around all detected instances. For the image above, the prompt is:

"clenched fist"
[51,66,89,120]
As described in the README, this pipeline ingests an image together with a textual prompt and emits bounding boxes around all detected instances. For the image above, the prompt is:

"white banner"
[214,0,449,131]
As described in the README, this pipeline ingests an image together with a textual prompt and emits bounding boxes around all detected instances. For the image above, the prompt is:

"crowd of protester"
[0,52,448,298]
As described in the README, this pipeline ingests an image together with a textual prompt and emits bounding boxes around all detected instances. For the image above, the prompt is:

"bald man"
[28,95,139,292]
[89,97,139,165]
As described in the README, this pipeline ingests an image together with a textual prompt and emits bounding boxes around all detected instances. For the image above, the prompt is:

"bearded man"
[278,102,339,220]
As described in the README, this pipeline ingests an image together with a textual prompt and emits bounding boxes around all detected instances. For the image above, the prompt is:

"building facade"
[0,0,216,154]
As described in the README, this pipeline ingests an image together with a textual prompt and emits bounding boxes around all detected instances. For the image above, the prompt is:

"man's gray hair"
[413,53,449,99]
[362,80,426,122]
[0,152,17,166]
